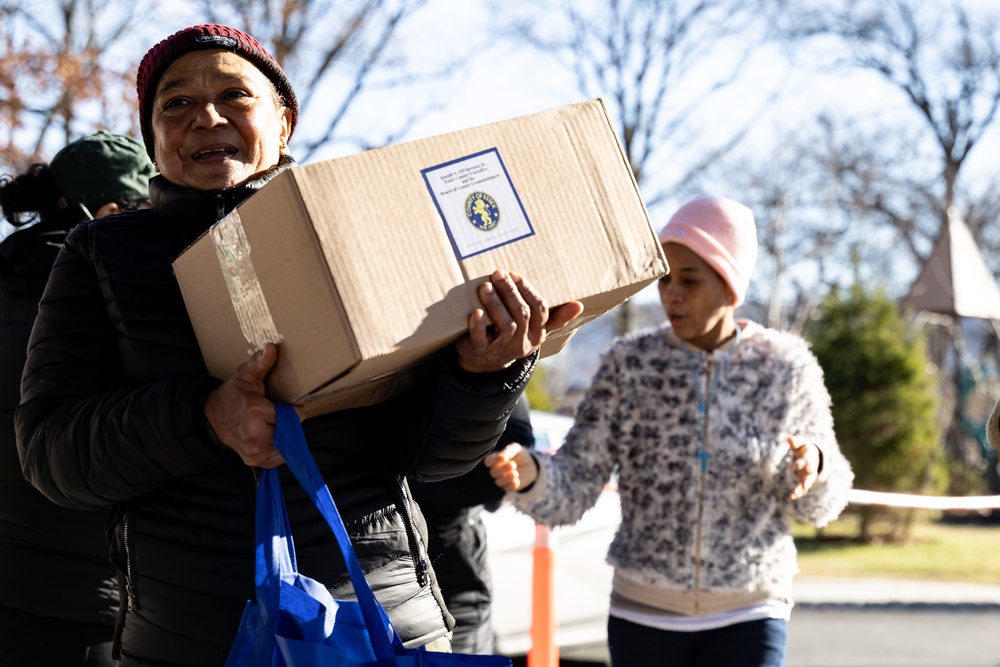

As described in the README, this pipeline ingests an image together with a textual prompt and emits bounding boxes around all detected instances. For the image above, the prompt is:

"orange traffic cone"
[528,524,558,667]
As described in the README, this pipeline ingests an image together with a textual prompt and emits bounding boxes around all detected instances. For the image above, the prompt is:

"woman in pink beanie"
[487,196,854,667]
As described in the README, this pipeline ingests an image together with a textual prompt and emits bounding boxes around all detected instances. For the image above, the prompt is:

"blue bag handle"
[255,463,293,626]
[271,402,399,663]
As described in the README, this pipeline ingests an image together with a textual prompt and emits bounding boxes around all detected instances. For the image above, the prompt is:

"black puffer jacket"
[0,220,117,626]
[15,163,531,667]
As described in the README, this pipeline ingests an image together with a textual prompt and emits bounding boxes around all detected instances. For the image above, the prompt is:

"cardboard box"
[173,99,667,417]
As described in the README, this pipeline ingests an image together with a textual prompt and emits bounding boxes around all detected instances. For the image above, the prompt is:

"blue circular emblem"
[465,192,500,232]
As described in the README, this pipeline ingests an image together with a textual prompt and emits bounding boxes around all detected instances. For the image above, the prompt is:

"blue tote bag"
[225,402,513,667]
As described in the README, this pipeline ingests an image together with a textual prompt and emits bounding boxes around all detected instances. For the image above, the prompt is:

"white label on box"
[422,148,534,259]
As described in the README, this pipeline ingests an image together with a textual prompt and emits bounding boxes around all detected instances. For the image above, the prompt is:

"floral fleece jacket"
[514,321,854,612]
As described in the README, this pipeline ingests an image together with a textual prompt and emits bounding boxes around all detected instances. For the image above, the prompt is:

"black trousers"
[0,605,114,667]
[607,614,789,667]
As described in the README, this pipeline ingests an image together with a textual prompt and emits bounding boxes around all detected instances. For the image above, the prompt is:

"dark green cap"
[48,130,157,218]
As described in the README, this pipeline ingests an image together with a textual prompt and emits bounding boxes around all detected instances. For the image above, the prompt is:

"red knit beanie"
[136,24,299,159]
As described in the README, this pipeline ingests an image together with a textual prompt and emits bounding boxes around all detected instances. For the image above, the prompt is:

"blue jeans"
[607,614,788,667]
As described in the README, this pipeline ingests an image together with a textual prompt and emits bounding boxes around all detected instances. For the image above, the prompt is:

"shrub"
[806,284,942,542]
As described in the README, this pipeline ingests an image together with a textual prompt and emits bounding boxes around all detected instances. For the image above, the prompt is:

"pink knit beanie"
[658,196,758,306]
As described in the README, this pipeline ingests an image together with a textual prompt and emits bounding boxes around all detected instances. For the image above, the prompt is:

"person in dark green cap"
[0,131,155,667]
[2,130,155,226]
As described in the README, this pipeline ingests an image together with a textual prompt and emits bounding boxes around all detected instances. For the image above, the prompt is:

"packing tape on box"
[211,211,284,356]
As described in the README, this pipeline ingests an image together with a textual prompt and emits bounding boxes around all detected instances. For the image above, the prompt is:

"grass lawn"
[792,512,1000,585]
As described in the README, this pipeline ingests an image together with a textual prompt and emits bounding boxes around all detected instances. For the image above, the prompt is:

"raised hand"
[457,270,584,374]
[484,442,538,493]
[788,436,821,500]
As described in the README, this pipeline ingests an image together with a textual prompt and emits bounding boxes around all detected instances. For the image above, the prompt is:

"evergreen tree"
[807,284,941,541]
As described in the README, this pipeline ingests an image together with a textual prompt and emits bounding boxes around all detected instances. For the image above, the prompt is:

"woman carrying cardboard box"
[14,24,581,667]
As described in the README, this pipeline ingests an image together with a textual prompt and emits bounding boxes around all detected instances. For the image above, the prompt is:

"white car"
[482,411,618,663]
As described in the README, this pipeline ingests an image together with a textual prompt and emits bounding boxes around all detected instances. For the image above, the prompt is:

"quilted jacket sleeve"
[383,349,535,484]
[15,225,229,510]
[408,396,535,510]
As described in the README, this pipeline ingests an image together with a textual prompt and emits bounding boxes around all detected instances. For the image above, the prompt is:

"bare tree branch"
[491,0,778,194]
[0,0,155,171]
[775,0,1000,219]
[489,0,781,335]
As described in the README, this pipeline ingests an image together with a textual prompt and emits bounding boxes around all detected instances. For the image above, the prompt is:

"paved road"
[526,603,1000,667]
[504,578,1000,666]
[788,605,1000,666]
[787,577,1000,666]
